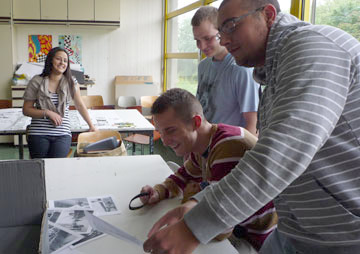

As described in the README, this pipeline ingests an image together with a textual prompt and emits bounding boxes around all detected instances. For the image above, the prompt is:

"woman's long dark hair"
[41,47,75,98]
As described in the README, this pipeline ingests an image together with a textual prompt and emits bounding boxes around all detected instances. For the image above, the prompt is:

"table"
[0,108,155,159]
[44,155,238,254]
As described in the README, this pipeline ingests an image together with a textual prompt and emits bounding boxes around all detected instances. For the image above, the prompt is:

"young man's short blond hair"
[151,88,204,123]
[191,6,218,27]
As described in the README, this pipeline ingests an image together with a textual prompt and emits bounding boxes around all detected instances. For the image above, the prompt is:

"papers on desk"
[48,210,93,234]
[47,222,83,254]
[49,195,120,216]
[113,122,135,128]
[46,195,121,253]
[0,108,31,131]
[45,210,106,254]
[69,110,136,129]
[45,194,143,253]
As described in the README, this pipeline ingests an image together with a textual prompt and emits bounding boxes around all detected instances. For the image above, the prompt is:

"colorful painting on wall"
[28,35,52,63]
[58,35,82,65]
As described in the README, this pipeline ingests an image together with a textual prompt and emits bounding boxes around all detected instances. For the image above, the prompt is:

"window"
[278,0,291,13]
[163,1,202,94]
[163,0,301,93]
[166,58,198,95]
[167,9,197,53]
[310,0,360,41]
[168,0,199,12]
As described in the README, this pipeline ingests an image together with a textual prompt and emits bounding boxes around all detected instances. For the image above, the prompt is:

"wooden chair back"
[0,100,12,109]
[140,96,158,116]
[81,95,104,109]
[140,96,158,108]
[77,130,126,157]
[78,130,121,144]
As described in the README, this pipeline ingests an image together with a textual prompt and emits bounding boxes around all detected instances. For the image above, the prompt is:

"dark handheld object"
[83,136,119,153]
[129,192,150,210]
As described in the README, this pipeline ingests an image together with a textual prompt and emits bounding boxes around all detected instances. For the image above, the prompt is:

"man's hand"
[140,185,160,205]
[144,219,199,254]
[143,200,198,254]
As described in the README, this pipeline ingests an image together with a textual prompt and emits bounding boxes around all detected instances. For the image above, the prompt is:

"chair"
[140,95,158,118]
[166,161,180,173]
[117,96,136,109]
[0,100,12,109]
[81,95,104,109]
[91,105,115,110]
[124,106,142,115]
[76,130,127,157]
[123,106,161,155]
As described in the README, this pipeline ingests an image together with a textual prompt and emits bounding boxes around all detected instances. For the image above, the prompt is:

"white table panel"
[44,155,237,254]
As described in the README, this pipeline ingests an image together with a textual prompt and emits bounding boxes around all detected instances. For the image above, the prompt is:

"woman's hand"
[45,109,63,126]
[89,125,98,132]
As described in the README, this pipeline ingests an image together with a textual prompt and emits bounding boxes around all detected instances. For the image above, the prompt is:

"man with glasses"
[144,0,360,253]
[192,6,259,136]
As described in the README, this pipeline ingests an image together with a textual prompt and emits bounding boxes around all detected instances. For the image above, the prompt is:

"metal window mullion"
[290,0,310,21]
[166,52,198,59]
[163,0,220,91]
[166,1,202,19]
[163,0,168,91]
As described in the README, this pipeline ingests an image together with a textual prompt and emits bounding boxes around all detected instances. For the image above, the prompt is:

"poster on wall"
[28,35,52,63]
[59,35,82,65]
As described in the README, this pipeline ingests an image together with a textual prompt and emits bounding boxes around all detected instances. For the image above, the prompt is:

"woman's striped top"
[184,13,360,252]
[28,92,71,137]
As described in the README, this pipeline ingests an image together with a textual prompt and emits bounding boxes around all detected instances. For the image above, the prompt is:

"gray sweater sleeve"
[184,25,358,244]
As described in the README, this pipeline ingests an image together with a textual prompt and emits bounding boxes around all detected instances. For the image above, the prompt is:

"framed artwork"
[59,35,82,65]
[28,35,52,63]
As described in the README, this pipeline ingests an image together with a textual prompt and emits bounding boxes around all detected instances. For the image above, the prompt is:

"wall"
[0,24,14,99]
[12,0,163,105]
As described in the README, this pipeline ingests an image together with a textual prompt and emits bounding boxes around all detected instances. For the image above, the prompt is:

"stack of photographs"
[46,195,120,254]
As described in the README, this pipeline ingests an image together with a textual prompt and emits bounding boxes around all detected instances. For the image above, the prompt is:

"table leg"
[149,132,154,154]
[18,134,24,159]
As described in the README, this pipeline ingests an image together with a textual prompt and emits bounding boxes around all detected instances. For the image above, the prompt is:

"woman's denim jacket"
[23,75,74,117]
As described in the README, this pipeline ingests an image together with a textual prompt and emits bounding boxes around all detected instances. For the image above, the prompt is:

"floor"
[0,139,184,165]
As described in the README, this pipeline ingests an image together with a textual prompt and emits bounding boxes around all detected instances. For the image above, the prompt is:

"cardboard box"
[114,76,160,106]
[0,160,46,254]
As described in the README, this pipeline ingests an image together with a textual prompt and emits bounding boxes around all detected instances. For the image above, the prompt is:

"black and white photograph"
[48,222,83,254]
[88,195,120,216]
[49,198,91,210]
[50,210,93,234]
[70,229,106,249]
[47,209,61,223]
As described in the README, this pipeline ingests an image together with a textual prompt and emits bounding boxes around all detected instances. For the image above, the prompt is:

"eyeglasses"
[195,34,219,45]
[217,6,265,39]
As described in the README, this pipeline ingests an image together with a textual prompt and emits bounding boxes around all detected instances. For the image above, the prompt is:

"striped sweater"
[28,92,71,137]
[154,124,277,250]
[185,13,360,253]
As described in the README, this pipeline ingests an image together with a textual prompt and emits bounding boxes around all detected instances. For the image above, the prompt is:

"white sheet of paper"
[56,247,85,254]
[84,211,143,247]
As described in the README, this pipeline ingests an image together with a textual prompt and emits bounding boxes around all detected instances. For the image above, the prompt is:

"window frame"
[161,0,307,91]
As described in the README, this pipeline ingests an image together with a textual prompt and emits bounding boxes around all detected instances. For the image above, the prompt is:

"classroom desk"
[44,155,238,254]
[0,108,155,159]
